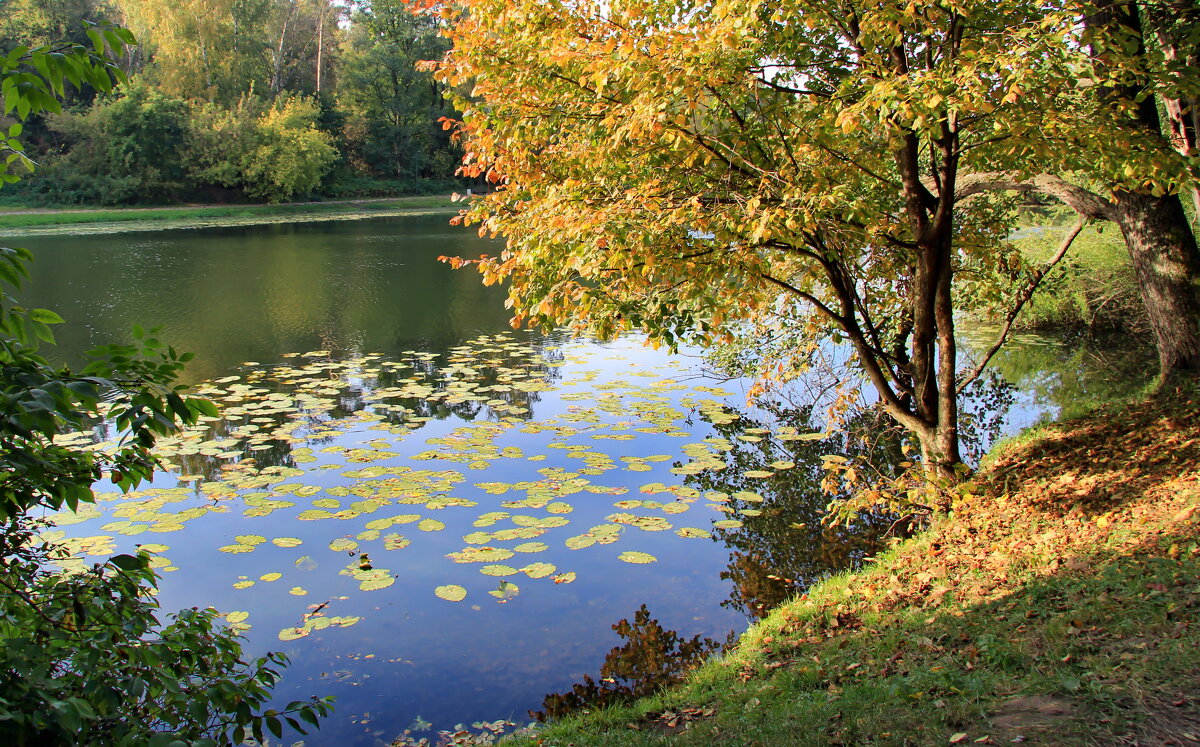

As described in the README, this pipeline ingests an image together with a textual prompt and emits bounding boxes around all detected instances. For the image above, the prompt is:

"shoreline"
[516,387,1200,745]
[0,196,462,237]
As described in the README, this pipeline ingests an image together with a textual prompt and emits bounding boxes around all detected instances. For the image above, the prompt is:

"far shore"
[0,195,464,237]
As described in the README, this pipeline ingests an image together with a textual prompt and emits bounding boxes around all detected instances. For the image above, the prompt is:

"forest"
[0,0,461,205]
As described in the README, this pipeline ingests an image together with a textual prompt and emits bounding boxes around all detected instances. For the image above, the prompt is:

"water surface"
[15,215,1154,745]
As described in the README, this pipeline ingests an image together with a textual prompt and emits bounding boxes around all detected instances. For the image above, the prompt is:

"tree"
[337,0,456,179]
[950,0,1200,381]
[433,0,1069,482]
[0,29,333,743]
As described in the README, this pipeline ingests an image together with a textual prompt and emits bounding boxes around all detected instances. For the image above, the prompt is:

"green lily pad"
[435,584,468,602]
[272,537,303,548]
[521,562,556,579]
[618,551,657,564]
[480,564,518,577]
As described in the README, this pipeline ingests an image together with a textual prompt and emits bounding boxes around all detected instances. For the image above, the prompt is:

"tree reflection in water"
[532,604,733,721]
[536,374,1014,719]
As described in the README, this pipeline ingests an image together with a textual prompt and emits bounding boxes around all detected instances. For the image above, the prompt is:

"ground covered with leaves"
[520,390,1200,746]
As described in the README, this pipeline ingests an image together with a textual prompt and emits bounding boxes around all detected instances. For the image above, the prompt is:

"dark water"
[9,215,1154,745]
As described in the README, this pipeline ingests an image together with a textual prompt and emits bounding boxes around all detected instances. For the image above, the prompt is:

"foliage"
[432,0,1096,478]
[184,96,263,189]
[0,0,463,204]
[0,28,333,744]
[0,21,131,183]
[39,83,191,203]
[337,0,458,180]
[241,96,338,202]
[0,517,334,746]
[1007,221,1145,334]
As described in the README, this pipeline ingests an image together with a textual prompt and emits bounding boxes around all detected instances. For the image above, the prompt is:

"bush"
[242,97,339,203]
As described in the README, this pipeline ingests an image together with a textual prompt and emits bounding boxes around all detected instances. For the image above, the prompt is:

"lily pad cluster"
[40,333,823,643]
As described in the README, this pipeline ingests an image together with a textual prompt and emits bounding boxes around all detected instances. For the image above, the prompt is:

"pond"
[12,215,1153,745]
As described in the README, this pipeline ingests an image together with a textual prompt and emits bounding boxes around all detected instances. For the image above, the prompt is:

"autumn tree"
[433,0,1074,483]
[958,0,1200,381]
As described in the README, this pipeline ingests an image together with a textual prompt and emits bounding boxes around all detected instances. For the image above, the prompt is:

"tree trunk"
[1112,191,1200,377]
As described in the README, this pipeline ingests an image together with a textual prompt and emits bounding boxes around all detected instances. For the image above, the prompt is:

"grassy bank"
[1008,216,1143,334]
[0,195,460,236]
[522,390,1200,745]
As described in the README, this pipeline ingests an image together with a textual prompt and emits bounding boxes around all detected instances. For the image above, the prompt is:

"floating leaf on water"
[480,564,518,577]
[272,537,303,548]
[712,519,744,529]
[390,514,421,525]
[740,509,763,517]
[743,470,774,478]
[358,572,395,591]
[435,584,467,602]
[233,580,255,589]
[297,509,334,521]
[259,572,282,582]
[463,531,492,544]
[618,551,657,564]
[564,534,595,550]
[521,562,556,579]
[226,611,249,624]
[312,498,341,509]
[732,491,765,503]
[295,555,318,571]
[278,627,308,641]
[417,518,445,532]
[473,511,510,527]
[545,502,573,514]
[235,535,267,546]
[513,542,549,553]
[488,580,520,601]
[289,586,308,596]
[770,460,796,470]
[383,533,411,550]
[137,543,169,553]
[218,543,255,554]
[675,527,712,538]
[447,546,514,563]
[328,538,358,552]
[553,572,576,584]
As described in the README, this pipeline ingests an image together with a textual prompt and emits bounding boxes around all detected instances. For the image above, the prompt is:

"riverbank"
[522,387,1200,745]
[0,195,460,237]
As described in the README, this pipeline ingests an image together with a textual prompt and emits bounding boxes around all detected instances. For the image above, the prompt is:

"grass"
[1009,213,1143,334]
[0,195,459,233]
[516,387,1200,746]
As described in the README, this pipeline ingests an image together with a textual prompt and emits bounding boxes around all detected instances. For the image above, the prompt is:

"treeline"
[1,0,463,204]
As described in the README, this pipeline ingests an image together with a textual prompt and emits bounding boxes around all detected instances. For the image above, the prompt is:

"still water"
[13,214,1152,745]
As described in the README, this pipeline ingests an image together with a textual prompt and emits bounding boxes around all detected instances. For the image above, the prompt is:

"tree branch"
[956,217,1088,394]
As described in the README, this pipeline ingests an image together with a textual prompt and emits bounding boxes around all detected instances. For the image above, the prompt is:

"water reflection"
[533,604,733,721]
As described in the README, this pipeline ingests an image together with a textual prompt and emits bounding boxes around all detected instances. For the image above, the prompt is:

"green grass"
[513,393,1200,746]
[1009,217,1142,334]
[0,196,459,232]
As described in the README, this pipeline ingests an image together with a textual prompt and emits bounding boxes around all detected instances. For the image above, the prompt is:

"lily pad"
[480,564,518,576]
[435,584,467,602]
[521,562,556,579]
[617,551,657,564]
